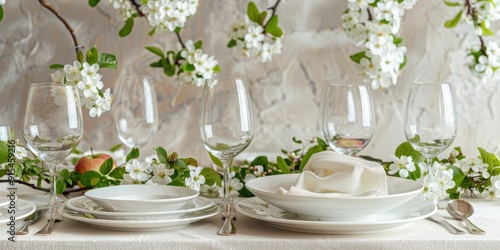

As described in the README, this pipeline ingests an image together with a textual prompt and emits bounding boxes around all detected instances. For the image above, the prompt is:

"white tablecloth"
[2,188,500,250]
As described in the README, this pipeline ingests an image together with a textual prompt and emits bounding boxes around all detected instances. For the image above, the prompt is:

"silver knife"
[16,208,49,235]
[428,213,466,234]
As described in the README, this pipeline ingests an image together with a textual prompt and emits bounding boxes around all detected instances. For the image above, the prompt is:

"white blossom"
[388,155,416,178]
[125,159,151,182]
[150,164,174,185]
[14,146,28,160]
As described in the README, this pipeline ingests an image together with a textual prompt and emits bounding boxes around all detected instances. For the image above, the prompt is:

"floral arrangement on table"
[2,135,500,204]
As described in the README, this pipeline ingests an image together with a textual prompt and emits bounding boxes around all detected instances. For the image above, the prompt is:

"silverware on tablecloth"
[218,200,236,236]
[446,199,485,235]
[427,213,465,234]
[16,208,49,235]
[35,202,64,236]
[238,203,296,219]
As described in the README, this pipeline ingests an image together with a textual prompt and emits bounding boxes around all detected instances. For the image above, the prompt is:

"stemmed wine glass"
[199,78,254,235]
[23,83,83,208]
[114,75,159,149]
[320,83,375,156]
[404,82,457,163]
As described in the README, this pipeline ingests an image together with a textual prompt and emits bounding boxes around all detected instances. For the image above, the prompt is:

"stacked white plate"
[0,197,36,224]
[238,174,436,234]
[61,185,220,231]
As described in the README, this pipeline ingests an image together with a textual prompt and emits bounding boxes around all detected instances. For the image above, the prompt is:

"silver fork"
[218,200,236,236]
[35,202,64,236]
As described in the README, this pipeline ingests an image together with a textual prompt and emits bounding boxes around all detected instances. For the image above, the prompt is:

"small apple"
[74,150,117,188]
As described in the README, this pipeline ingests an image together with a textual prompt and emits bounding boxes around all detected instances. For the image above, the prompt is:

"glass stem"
[48,165,59,208]
[221,160,232,209]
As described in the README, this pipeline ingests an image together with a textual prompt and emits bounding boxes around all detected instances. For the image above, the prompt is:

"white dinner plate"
[65,196,214,220]
[0,197,11,207]
[246,174,423,221]
[61,205,220,231]
[0,199,36,223]
[85,185,199,212]
[236,197,436,234]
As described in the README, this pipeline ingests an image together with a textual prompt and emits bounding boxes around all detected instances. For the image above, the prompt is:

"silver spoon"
[446,199,485,234]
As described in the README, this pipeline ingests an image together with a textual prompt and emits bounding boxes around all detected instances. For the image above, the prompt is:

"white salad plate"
[236,197,436,234]
[85,185,199,212]
[245,174,423,221]
[0,199,36,224]
[61,205,221,231]
[65,196,214,220]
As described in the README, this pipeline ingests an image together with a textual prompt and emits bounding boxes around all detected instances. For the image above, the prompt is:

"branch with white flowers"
[342,0,417,90]
[444,0,500,82]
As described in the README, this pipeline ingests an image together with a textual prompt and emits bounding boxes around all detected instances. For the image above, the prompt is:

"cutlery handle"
[15,221,31,235]
[218,202,236,236]
[464,218,485,235]
[438,220,465,234]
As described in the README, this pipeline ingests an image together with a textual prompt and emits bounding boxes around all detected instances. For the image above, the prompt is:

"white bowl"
[245,174,423,222]
[85,185,199,212]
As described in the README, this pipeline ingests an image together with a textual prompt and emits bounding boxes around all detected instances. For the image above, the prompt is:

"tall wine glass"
[199,78,254,235]
[23,83,83,208]
[404,82,457,163]
[320,83,375,156]
[114,75,159,149]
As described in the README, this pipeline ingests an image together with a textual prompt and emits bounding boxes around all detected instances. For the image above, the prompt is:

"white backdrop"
[1,0,500,165]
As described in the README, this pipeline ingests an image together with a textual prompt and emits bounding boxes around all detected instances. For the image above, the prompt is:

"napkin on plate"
[277,151,388,197]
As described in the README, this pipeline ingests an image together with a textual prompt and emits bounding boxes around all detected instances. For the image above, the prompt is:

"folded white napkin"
[278,151,388,197]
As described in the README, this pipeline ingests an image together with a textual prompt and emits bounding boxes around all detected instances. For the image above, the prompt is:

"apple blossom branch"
[464,0,486,54]
[264,0,282,28]
[38,0,83,57]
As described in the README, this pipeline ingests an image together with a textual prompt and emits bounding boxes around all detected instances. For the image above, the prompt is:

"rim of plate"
[66,196,214,216]
[85,185,199,203]
[0,199,36,224]
[236,196,436,226]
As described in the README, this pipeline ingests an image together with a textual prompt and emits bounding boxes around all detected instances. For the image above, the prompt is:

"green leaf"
[194,40,203,50]
[316,137,328,150]
[258,11,267,25]
[156,147,168,164]
[393,36,403,46]
[247,2,260,23]
[145,46,165,58]
[443,1,462,7]
[276,156,290,174]
[77,50,84,63]
[292,137,302,144]
[394,142,415,158]
[0,142,8,164]
[250,156,269,166]
[80,170,102,187]
[213,64,221,73]
[150,60,163,68]
[399,55,407,70]
[98,53,118,69]
[56,178,66,194]
[444,10,462,28]
[86,47,99,65]
[162,59,176,76]
[59,169,70,179]
[88,0,101,7]
[480,23,494,36]
[299,145,323,172]
[70,171,81,183]
[174,159,187,168]
[183,158,198,167]
[208,151,223,168]
[227,39,237,48]
[49,64,65,69]
[126,148,140,162]
[0,6,3,23]
[109,144,122,152]
[349,51,367,64]
[99,158,114,175]
[183,63,196,72]
[109,166,125,179]
[0,169,7,179]
[119,17,134,37]
[200,168,222,186]
[265,15,283,37]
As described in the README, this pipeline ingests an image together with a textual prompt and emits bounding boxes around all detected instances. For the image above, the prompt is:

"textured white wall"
[1,0,500,165]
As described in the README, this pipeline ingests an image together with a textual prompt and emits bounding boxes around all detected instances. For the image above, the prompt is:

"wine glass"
[320,83,375,156]
[114,75,159,150]
[23,83,83,208]
[404,82,457,163]
[199,78,254,235]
